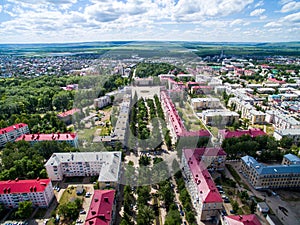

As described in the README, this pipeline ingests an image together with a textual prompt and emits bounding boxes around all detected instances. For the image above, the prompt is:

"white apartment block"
[228,97,265,124]
[191,98,221,110]
[0,178,54,208]
[265,110,300,129]
[200,110,239,126]
[45,152,122,189]
[94,95,112,109]
[0,123,29,147]
[274,129,300,143]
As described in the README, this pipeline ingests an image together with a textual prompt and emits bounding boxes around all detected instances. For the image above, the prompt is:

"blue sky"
[0,0,299,43]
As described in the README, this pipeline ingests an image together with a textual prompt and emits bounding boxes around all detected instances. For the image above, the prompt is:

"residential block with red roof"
[0,123,29,147]
[85,190,115,225]
[0,178,54,208]
[160,91,210,145]
[218,128,266,141]
[182,148,226,223]
[15,133,78,148]
[222,214,262,225]
[57,108,80,125]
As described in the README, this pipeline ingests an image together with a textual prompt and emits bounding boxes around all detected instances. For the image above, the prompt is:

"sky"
[0,0,299,43]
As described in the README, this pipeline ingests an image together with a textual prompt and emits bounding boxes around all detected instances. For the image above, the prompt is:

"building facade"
[191,98,221,110]
[182,148,224,224]
[0,123,29,147]
[94,95,112,109]
[45,152,122,189]
[0,178,54,208]
[201,110,239,126]
[273,129,300,143]
[241,154,300,189]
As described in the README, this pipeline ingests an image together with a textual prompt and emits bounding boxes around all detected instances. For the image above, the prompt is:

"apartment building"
[265,110,300,129]
[57,108,80,125]
[85,190,116,225]
[160,91,210,144]
[16,133,78,148]
[218,128,266,142]
[94,95,112,109]
[182,148,224,223]
[45,152,121,189]
[0,178,54,208]
[240,154,300,189]
[191,98,221,110]
[222,214,262,225]
[282,153,300,165]
[201,110,239,126]
[228,97,265,124]
[274,129,300,143]
[0,123,29,147]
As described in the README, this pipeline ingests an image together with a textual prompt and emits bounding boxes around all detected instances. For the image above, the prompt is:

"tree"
[58,198,82,220]
[164,209,182,225]
[136,205,155,225]
[16,201,33,219]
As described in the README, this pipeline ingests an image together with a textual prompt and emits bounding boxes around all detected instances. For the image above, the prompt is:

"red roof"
[0,178,51,194]
[219,129,266,139]
[161,91,211,138]
[184,147,227,157]
[224,214,262,225]
[15,133,77,142]
[57,108,80,118]
[268,78,286,84]
[0,123,28,135]
[183,149,223,203]
[179,130,210,137]
[85,190,115,225]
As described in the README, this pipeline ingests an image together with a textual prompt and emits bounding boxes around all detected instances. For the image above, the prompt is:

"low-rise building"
[282,153,300,165]
[201,110,239,126]
[45,152,122,189]
[182,148,224,223]
[16,133,78,148]
[191,98,221,110]
[241,154,300,189]
[0,123,29,147]
[0,178,54,208]
[57,108,80,125]
[85,190,116,225]
[218,128,266,141]
[94,96,112,109]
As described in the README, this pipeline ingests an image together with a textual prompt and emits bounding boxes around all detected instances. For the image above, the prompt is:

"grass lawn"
[78,127,97,141]
[100,125,112,136]
[59,186,84,205]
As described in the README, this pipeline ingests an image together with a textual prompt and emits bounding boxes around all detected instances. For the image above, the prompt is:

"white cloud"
[250,8,265,16]
[280,1,300,13]
[259,15,267,20]
[254,0,264,8]
[174,0,254,21]
[282,11,300,23]
[230,19,243,26]
[264,21,282,27]
[0,5,2,13]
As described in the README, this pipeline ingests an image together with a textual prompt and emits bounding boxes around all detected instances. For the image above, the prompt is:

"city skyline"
[0,0,299,43]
